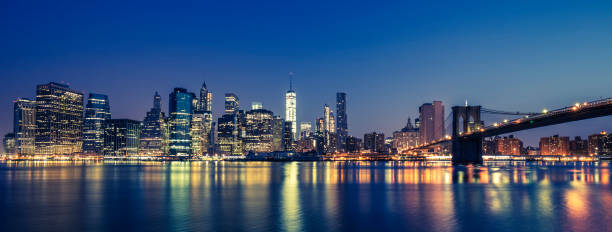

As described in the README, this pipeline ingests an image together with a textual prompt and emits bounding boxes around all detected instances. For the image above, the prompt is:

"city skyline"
[2,1,612,148]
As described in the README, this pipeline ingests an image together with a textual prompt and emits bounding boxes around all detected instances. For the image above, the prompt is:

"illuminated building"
[244,109,274,153]
[494,135,523,155]
[2,133,16,155]
[346,136,362,153]
[588,132,611,156]
[483,138,496,155]
[296,136,316,153]
[336,92,348,152]
[285,73,297,140]
[271,116,284,151]
[191,111,213,156]
[251,102,263,110]
[323,105,337,153]
[13,98,36,156]
[569,136,588,156]
[169,88,195,156]
[224,93,239,114]
[217,110,245,156]
[540,135,570,156]
[35,82,84,155]
[392,118,419,154]
[283,121,295,151]
[418,101,444,145]
[198,82,212,112]
[299,122,312,139]
[82,93,111,155]
[139,92,167,156]
[364,132,385,153]
[104,119,141,156]
[316,117,324,133]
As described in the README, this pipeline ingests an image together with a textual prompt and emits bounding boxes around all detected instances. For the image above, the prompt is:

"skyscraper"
[139,92,167,156]
[104,119,141,156]
[3,133,16,155]
[198,82,212,112]
[82,93,111,155]
[244,109,274,153]
[35,82,84,155]
[364,132,385,153]
[271,116,285,152]
[13,98,36,156]
[169,88,195,156]
[285,73,297,140]
[217,111,245,156]
[336,92,348,152]
[225,93,239,114]
[299,122,312,139]
[191,111,213,156]
[418,101,445,145]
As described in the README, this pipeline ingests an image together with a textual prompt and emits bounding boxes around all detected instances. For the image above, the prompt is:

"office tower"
[13,98,36,156]
[251,102,263,110]
[139,92,167,156]
[35,82,84,155]
[104,119,141,156]
[169,88,195,156]
[191,111,213,156]
[285,73,297,140]
[198,82,213,112]
[82,93,111,155]
[271,116,284,152]
[588,132,611,156]
[299,122,312,139]
[346,136,362,153]
[283,121,295,152]
[324,105,331,132]
[3,133,16,155]
[336,92,348,152]
[418,101,444,145]
[322,105,336,153]
[217,111,245,156]
[244,109,274,153]
[225,93,239,114]
[494,135,523,155]
[316,117,324,133]
[364,132,385,153]
[392,118,419,154]
[539,135,570,156]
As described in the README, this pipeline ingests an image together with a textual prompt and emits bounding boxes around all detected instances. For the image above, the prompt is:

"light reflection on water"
[1,161,612,231]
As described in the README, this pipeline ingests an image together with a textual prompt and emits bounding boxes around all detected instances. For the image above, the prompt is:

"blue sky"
[1,0,612,146]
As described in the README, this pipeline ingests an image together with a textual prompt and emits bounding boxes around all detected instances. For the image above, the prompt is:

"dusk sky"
[2,0,612,147]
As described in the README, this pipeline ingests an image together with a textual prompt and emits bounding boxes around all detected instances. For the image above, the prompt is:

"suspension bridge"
[408,97,612,164]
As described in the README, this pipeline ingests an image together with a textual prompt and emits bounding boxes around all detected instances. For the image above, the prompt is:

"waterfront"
[1,161,612,231]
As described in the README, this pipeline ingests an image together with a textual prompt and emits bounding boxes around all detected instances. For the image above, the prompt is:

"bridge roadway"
[410,97,612,156]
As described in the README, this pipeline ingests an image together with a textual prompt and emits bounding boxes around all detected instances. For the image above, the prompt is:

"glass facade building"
[14,98,36,156]
[335,92,348,152]
[169,88,195,156]
[244,109,274,153]
[139,92,167,156]
[82,93,111,155]
[104,119,141,156]
[35,82,84,156]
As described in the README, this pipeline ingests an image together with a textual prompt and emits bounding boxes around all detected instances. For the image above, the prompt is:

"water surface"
[1,161,611,231]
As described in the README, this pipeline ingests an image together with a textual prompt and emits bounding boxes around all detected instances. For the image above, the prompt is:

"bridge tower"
[451,106,484,164]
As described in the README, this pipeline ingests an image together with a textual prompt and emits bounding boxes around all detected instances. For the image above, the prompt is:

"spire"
[202,81,207,89]
[289,72,293,91]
